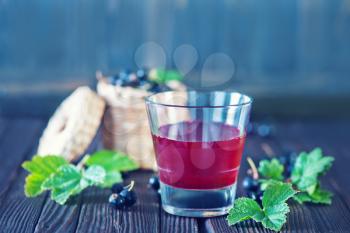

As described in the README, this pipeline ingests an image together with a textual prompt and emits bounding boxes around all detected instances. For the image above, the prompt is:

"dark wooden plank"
[33,195,82,233]
[160,211,198,233]
[0,118,47,233]
[75,171,160,233]
[271,121,350,232]
[0,118,45,192]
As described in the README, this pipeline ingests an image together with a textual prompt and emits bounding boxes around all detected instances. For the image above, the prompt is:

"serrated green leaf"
[258,158,284,180]
[262,182,296,207]
[22,155,68,197]
[43,164,106,205]
[261,182,296,231]
[262,203,290,231]
[42,165,82,190]
[86,150,139,172]
[293,186,332,205]
[291,148,334,194]
[227,198,264,225]
[227,181,296,232]
[259,179,282,191]
[83,165,106,185]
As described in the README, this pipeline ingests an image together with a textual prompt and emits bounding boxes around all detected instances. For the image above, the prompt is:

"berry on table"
[109,181,137,209]
[111,183,124,193]
[149,176,160,190]
[119,189,137,207]
[242,176,259,192]
[119,181,137,207]
[109,193,126,209]
[248,191,263,205]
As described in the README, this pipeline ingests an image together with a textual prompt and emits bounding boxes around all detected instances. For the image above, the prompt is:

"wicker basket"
[96,72,186,170]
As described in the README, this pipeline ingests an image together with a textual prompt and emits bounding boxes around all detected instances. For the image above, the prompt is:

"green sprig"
[22,150,139,205]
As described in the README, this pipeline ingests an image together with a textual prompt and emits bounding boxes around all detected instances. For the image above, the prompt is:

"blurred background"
[0,0,350,118]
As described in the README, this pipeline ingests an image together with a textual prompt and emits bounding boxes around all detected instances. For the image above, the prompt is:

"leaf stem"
[123,180,135,191]
[77,154,90,170]
[247,157,259,179]
[128,181,135,191]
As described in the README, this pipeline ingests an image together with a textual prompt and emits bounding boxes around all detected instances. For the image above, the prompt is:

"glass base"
[159,181,236,217]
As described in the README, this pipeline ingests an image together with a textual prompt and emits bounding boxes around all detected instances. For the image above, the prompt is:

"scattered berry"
[111,183,124,193]
[136,68,148,81]
[109,193,126,209]
[148,83,171,93]
[149,176,160,190]
[242,176,259,192]
[109,181,137,209]
[119,189,137,207]
[248,191,263,205]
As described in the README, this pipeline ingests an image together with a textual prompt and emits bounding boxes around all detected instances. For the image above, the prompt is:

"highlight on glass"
[145,91,252,217]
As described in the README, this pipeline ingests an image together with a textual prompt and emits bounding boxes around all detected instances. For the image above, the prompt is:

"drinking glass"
[145,91,252,217]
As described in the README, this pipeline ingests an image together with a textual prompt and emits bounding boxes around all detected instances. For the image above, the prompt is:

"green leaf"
[22,155,68,197]
[258,158,284,180]
[227,198,264,225]
[149,69,183,84]
[99,170,123,188]
[227,181,296,232]
[42,164,106,204]
[86,150,139,172]
[262,182,296,207]
[259,179,281,191]
[261,182,296,231]
[83,165,106,185]
[293,186,332,205]
[291,148,334,194]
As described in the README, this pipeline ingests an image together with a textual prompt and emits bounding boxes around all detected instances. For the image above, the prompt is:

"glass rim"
[145,91,253,108]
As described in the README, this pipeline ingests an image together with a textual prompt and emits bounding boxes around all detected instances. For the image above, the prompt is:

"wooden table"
[0,117,349,232]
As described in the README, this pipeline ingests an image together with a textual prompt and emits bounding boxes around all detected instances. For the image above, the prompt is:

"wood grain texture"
[0,118,46,233]
[0,118,45,192]
[0,118,350,233]
[273,121,350,232]
[160,211,198,233]
[33,197,82,233]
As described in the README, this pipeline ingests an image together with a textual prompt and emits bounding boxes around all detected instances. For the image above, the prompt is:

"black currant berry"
[111,183,124,193]
[119,189,137,207]
[109,193,126,209]
[149,176,160,190]
[136,68,148,81]
[248,191,263,205]
[242,176,259,192]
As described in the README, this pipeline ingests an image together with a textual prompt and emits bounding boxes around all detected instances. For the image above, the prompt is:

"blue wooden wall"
[0,0,349,116]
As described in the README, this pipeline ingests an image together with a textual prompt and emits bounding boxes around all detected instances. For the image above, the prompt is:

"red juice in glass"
[152,121,245,190]
[145,91,252,217]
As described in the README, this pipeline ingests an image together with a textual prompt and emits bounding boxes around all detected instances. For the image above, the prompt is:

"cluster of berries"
[108,181,137,209]
[104,68,172,93]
